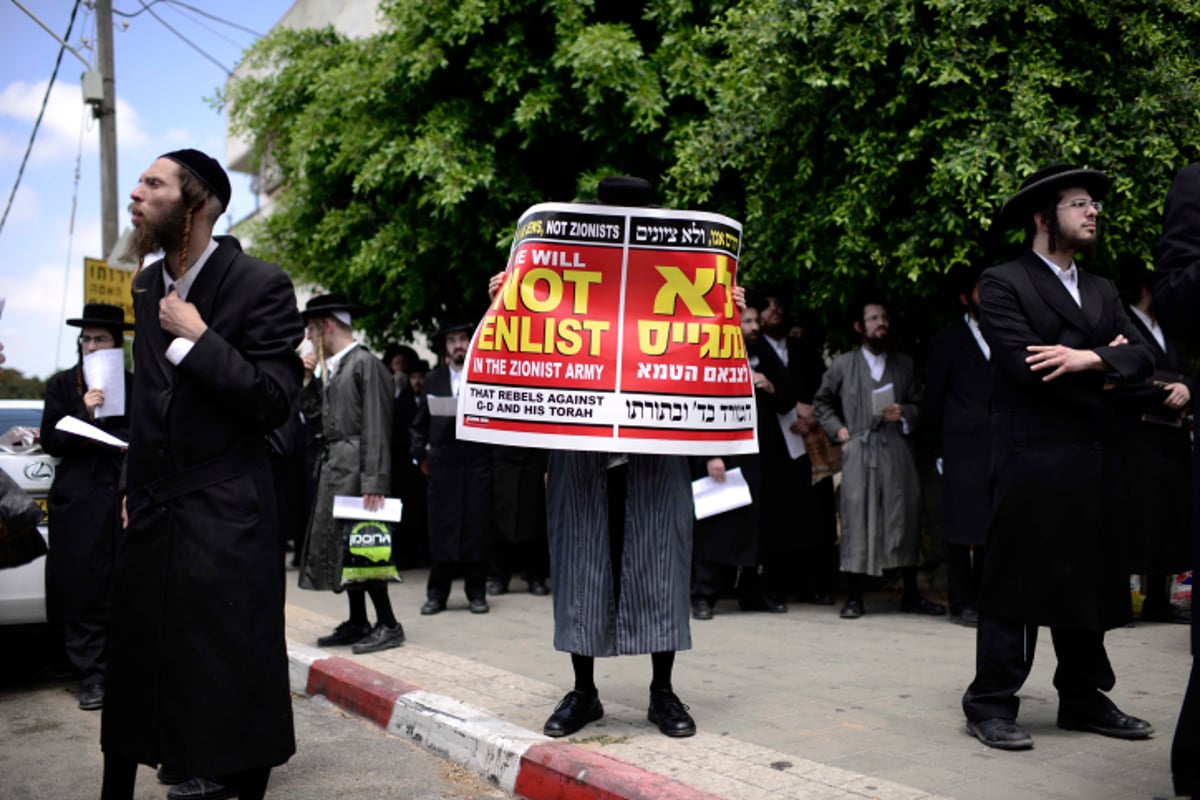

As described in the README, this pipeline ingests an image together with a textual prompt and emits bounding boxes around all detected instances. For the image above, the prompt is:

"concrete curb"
[287,640,725,800]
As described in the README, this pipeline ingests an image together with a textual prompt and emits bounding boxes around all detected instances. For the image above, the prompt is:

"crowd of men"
[13,150,1197,799]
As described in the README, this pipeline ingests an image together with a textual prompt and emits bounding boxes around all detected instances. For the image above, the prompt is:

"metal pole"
[95,0,119,257]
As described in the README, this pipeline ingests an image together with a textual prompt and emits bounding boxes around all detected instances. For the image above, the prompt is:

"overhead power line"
[0,0,85,242]
[134,0,233,76]
[165,0,266,39]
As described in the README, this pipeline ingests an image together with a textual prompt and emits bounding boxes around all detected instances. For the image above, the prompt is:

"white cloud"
[0,79,153,168]
[2,185,41,226]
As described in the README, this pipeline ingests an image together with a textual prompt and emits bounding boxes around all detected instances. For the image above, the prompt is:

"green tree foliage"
[227,0,1200,348]
[0,369,47,400]
[226,0,728,343]
[669,0,1200,342]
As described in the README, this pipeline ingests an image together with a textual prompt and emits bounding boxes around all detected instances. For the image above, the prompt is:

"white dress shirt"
[1130,305,1166,352]
[1034,252,1082,307]
[163,239,219,365]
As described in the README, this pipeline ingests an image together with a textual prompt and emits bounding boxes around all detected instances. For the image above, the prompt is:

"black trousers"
[691,560,762,604]
[946,543,985,615]
[962,612,1116,722]
[426,560,487,602]
[62,618,107,685]
[1174,657,1200,796]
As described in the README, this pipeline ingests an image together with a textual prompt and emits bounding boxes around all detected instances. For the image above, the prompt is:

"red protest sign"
[457,203,756,456]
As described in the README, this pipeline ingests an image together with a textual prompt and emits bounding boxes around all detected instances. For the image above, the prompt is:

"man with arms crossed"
[962,164,1154,750]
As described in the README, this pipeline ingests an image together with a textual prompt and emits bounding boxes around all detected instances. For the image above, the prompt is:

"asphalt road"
[0,625,511,800]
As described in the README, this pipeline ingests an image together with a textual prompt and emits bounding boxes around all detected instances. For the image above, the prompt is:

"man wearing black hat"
[961,164,1155,750]
[101,150,302,800]
[40,304,133,712]
[298,294,404,653]
[410,320,493,614]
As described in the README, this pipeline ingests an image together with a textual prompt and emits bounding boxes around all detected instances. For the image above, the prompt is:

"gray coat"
[298,344,393,592]
[813,348,921,575]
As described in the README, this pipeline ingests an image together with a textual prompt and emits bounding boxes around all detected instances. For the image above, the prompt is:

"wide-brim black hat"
[66,303,134,330]
[997,164,1111,231]
[432,318,476,354]
[301,293,366,321]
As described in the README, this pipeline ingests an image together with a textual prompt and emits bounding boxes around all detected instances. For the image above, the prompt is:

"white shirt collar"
[1033,251,1082,307]
[325,341,358,378]
[162,238,218,301]
[861,347,887,382]
[965,313,990,360]
[1129,305,1165,351]
[764,333,788,366]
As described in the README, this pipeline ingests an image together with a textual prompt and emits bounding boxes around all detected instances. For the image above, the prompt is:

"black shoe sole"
[543,702,603,737]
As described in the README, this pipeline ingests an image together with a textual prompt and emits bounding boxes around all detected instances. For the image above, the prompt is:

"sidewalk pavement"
[284,569,1188,800]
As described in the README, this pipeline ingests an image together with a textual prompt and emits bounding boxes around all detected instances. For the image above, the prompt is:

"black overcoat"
[924,318,992,547]
[40,366,131,621]
[753,337,832,553]
[410,367,491,562]
[100,236,303,777]
[978,251,1153,631]
[1110,309,1193,574]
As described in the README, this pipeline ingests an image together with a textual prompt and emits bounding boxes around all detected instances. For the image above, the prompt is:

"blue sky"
[1,0,295,379]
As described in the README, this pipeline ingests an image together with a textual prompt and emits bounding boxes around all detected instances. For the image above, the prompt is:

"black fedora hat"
[300,293,366,321]
[997,164,1111,231]
[432,318,476,354]
[66,303,134,330]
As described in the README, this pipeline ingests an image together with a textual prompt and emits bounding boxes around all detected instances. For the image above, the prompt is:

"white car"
[0,399,58,625]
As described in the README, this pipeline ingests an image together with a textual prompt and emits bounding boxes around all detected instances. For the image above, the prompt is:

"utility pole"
[95,0,119,258]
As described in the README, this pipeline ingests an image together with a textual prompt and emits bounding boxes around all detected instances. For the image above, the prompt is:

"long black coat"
[101,237,303,777]
[40,366,131,621]
[924,318,992,547]
[753,336,832,553]
[1154,159,1200,656]
[410,367,491,562]
[1110,309,1193,574]
[978,251,1152,631]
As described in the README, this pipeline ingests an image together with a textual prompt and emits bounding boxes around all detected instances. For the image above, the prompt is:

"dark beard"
[125,201,186,268]
[866,334,888,352]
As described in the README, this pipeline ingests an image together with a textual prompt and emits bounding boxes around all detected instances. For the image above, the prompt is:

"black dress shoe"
[899,595,947,616]
[157,766,187,785]
[543,690,604,737]
[966,718,1033,750]
[840,599,864,619]
[739,595,786,613]
[78,682,104,710]
[469,597,490,614]
[167,777,235,800]
[486,579,508,596]
[1057,706,1155,739]
[648,689,696,737]
[351,622,406,654]
[420,598,447,615]
[316,619,372,647]
[528,579,550,596]
[692,597,714,620]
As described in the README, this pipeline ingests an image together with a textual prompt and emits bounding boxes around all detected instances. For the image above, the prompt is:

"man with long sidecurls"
[101,150,301,800]
[963,164,1154,751]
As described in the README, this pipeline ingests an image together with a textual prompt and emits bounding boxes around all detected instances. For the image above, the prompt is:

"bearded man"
[962,164,1155,751]
[100,149,302,800]
[814,298,942,620]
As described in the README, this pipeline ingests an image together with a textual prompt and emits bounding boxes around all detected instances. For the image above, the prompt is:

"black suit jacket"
[977,250,1153,630]
[924,317,992,545]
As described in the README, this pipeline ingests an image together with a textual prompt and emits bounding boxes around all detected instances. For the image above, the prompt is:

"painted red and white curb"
[288,641,724,800]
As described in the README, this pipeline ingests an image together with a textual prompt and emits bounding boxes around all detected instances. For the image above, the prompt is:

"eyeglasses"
[78,335,115,346]
[1057,199,1103,212]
